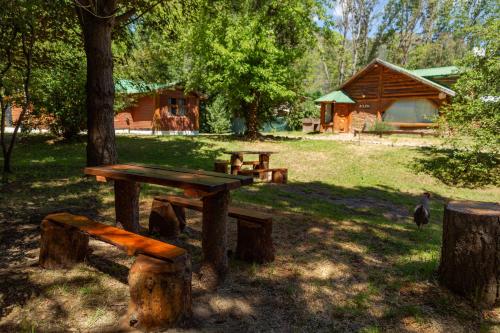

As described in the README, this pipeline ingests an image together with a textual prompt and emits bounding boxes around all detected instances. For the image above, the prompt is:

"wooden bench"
[238,168,288,184]
[39,212,191,331]
[150,196,275,263]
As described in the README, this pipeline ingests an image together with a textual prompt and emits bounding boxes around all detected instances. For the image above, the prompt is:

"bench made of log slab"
[39,213,192,331]
[150,196,275,263]
[438,201,500,308]
[237,168,288,184]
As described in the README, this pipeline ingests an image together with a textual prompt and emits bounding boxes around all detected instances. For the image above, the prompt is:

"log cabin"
[315,58,460,133]
[114,80,204,135]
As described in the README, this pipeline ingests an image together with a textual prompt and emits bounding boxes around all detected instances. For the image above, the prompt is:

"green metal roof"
[315,90,355,103]
[410,66,460,78]
[115,79,178,94]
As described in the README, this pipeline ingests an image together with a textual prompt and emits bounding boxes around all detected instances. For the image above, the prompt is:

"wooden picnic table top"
[84,163,253,193]
[223,150,277,155]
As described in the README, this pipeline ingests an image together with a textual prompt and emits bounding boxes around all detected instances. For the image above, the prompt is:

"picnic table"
[84,163,253,285]
[223,150,277,175]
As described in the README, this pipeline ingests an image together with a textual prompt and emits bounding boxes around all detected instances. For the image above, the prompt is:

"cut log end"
[126,254,192,331]
[39,219,89,269]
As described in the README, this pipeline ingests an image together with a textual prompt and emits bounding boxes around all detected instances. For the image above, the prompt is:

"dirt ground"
[1,194,498,333]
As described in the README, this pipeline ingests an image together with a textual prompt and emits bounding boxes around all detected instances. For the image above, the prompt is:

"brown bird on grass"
[414,192,431,229]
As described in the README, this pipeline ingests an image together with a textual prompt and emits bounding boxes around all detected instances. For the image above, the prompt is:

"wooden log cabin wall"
[316,59,458,133]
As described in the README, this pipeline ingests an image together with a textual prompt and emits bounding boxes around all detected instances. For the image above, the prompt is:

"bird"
[414,192,431,229]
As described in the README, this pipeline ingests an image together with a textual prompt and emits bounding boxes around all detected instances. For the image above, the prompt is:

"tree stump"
[149,199,186,238]
[39,219,89,269]
[235,219,275,263]
[214,160,229,174]
[127,254,192,331]
[438,200,500,308]
[200,190,229,289]
[271,168,288,184]
[258,153,270,169]
[114,180,141,233]
[230,153,244,175]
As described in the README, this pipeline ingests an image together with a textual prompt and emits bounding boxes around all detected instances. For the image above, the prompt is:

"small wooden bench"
[39,212,191,331]
[238,168,288,184]
[150,196,275,263]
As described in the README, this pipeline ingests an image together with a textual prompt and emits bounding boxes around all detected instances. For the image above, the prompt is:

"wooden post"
[258,153,270,169]
[438,200,500,308]
[127,254,192,331]
[200,190,229,289]
[149,199,186,238]
[236,219,275,263]
[39,219,89,269]
[114,180,141,233]
[230,153,243,175]
[214,160,229,174]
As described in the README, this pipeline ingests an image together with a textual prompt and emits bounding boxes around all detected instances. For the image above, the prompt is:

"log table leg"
[259,153,270,169]
[39,219,89,269]
[149,198,186,238]
[114,180,141,233]
[438,200,500,308]
[230,153,244,175]
[200,190,230,289]
[127,254,192,331]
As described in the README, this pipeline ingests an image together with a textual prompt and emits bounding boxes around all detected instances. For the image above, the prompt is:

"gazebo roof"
[314,90,355,103]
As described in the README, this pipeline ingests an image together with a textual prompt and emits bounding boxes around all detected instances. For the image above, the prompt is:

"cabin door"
[334,104,350,133]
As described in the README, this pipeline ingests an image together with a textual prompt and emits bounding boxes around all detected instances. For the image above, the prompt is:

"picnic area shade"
[314,90,356,103]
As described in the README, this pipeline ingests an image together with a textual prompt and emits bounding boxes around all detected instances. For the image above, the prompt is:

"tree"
[185,0,317,139]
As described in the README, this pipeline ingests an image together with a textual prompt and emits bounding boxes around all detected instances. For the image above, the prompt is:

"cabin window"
[325,104,333,123]
[168,97,186,116]
[383,99,438,123]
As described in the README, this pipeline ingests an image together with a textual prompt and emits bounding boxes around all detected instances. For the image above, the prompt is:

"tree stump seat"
[213,160,229,174]
[237,168,288,184]
[39,212,192,331]
[150,195,275,263]
[438,200,500,308]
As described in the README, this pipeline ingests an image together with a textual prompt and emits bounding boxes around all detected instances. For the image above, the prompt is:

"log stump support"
[114,179,141,233]
[149,198,186,238]
[230,153,243,175]
[271,168,288,184]
[39,219,89,269]
[258,153,270,169]
[200,190,230,288]
[214,160,229,174]
[127,254,192,331]
[438,200,500,308]
[235,219,275,263]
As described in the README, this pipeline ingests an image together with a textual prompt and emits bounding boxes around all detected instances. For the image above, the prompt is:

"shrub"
[200,95,232,134]
[286,99,320,130]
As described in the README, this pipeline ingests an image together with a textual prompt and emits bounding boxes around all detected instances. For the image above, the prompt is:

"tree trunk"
[245,99,259,140]
[77,1,118,166]
[200,190,229,289]
[438,200,500,308]
[126,254,192,331]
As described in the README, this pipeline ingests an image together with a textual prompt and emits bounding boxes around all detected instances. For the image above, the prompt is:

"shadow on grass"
[412,146,500,188]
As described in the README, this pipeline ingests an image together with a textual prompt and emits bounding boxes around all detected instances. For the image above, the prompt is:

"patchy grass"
[0,134,499,332]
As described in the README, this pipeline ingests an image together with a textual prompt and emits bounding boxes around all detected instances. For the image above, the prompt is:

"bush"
[200,95,232,134]
[369,120,395,133]
[286,99,319,130]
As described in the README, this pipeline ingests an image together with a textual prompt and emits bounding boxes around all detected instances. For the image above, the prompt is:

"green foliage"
[431,16,500,186]
[185,0,317,136]
[200,95,232,133]
[369,120,395,133]
[286,99,320,130]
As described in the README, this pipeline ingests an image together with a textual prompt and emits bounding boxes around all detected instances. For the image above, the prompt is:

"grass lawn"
[1,134,499,332]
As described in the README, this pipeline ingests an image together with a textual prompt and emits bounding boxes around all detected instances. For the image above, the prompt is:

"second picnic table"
[223,150,277,175]
[84,163,253,285]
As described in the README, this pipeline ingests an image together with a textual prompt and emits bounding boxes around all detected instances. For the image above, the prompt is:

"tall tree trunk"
[245,96,259,140]
[77,1,118,166]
